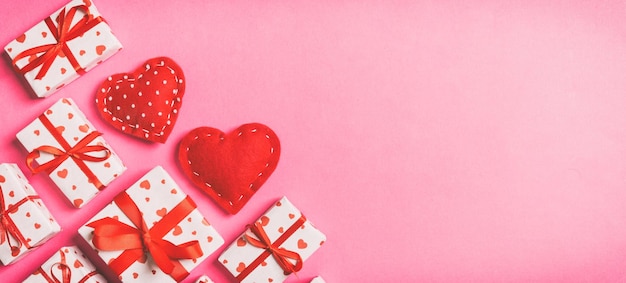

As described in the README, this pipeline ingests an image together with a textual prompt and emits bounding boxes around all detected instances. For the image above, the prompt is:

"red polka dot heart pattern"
[96,57,185,143]
[178,124,281,214]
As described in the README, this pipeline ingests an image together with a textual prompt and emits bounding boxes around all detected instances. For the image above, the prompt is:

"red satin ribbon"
[12,4,104,80]
[237,214,307,281]
[0,187,39,256]
[37,249,99,283]
[26,113,110,190]
[86,191,203,281]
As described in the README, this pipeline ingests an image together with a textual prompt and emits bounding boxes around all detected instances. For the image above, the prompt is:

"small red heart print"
[0,175,4,182]
[74,259,83,268]
[16,34,25,43]
[57,169,68,178]
[79,50,86,56]
[68,113,74,119]
[207,236,213,242]
[170,188,177,194]
[236,262,246,273]
[237,237,246,247]
[78,124,89,132]
[288,213,295,219]
[62,98,72,105]
[297,239,308,249]
[73,198,83,207]
[172,225,182,236]
[34,223,41,229]
[8,191,14,197]
[156,207,167,217]
[139,180,150,189]
[34,130,40,136]
[132,273,138,279]
[55,126,65,134]
[104,162,111,168]
[96,45,106,55]
[60,68,66,74]
[260,216,270,226]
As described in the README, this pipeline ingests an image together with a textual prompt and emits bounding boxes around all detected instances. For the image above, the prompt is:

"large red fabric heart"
[96,57,185,143]
[178,124,280,214]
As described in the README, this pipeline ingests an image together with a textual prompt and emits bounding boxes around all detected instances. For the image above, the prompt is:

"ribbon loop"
[49,262,72,283]
[0,187,34,256]
[244,222,303,275]
[11,4,104,80]
[26,113,111,191]
[86,192,203,281]
[26,131,110,175]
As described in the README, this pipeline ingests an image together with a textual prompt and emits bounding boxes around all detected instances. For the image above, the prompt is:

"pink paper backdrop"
[2,0,626,282]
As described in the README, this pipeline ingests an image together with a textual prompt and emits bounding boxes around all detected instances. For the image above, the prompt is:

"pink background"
[2,0,626,282]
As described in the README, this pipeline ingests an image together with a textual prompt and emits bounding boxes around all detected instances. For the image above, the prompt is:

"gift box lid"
[78,166,224,282]
[219,196,327,283]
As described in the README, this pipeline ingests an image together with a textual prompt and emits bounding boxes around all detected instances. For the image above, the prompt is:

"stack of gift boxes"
[1,0,327,282]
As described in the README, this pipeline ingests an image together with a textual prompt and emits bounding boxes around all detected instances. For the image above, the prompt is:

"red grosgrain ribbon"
[26,113,110,190]
[86,191,203,281]
[37,249,99,283]
[0,188,37,256]
[237,214,307,281]
[11,4,104,80]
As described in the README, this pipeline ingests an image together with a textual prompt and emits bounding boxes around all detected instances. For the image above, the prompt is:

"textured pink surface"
[2,1,626,282]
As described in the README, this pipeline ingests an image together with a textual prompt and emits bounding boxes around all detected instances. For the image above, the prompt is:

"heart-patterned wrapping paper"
[4,0,122,98]
[16,98,126,208]
[79,166,224,282]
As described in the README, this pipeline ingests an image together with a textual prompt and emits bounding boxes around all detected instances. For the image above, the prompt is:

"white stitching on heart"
[186,126,278,208]
[100,59,183,139]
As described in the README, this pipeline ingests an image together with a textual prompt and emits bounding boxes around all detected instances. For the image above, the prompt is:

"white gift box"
[0,163,60,265]
[311,276,326,283]
[194,275,214,283]
[219,196,326,283]
[79,166,224,282]
[16,98,126,208]
[4,0,122,98]
[23,246,107,283]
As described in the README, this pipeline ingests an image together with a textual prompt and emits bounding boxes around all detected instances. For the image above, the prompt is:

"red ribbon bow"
[26,114,111,190]
[37,249,98,283]
[237,214,307,281]
[86,191,203,281]
[0,187,35,257]
[11,4,104,80]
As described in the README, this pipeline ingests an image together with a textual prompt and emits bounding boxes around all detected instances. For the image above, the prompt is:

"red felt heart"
[178,124,280,214]
[96,57,185,143]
